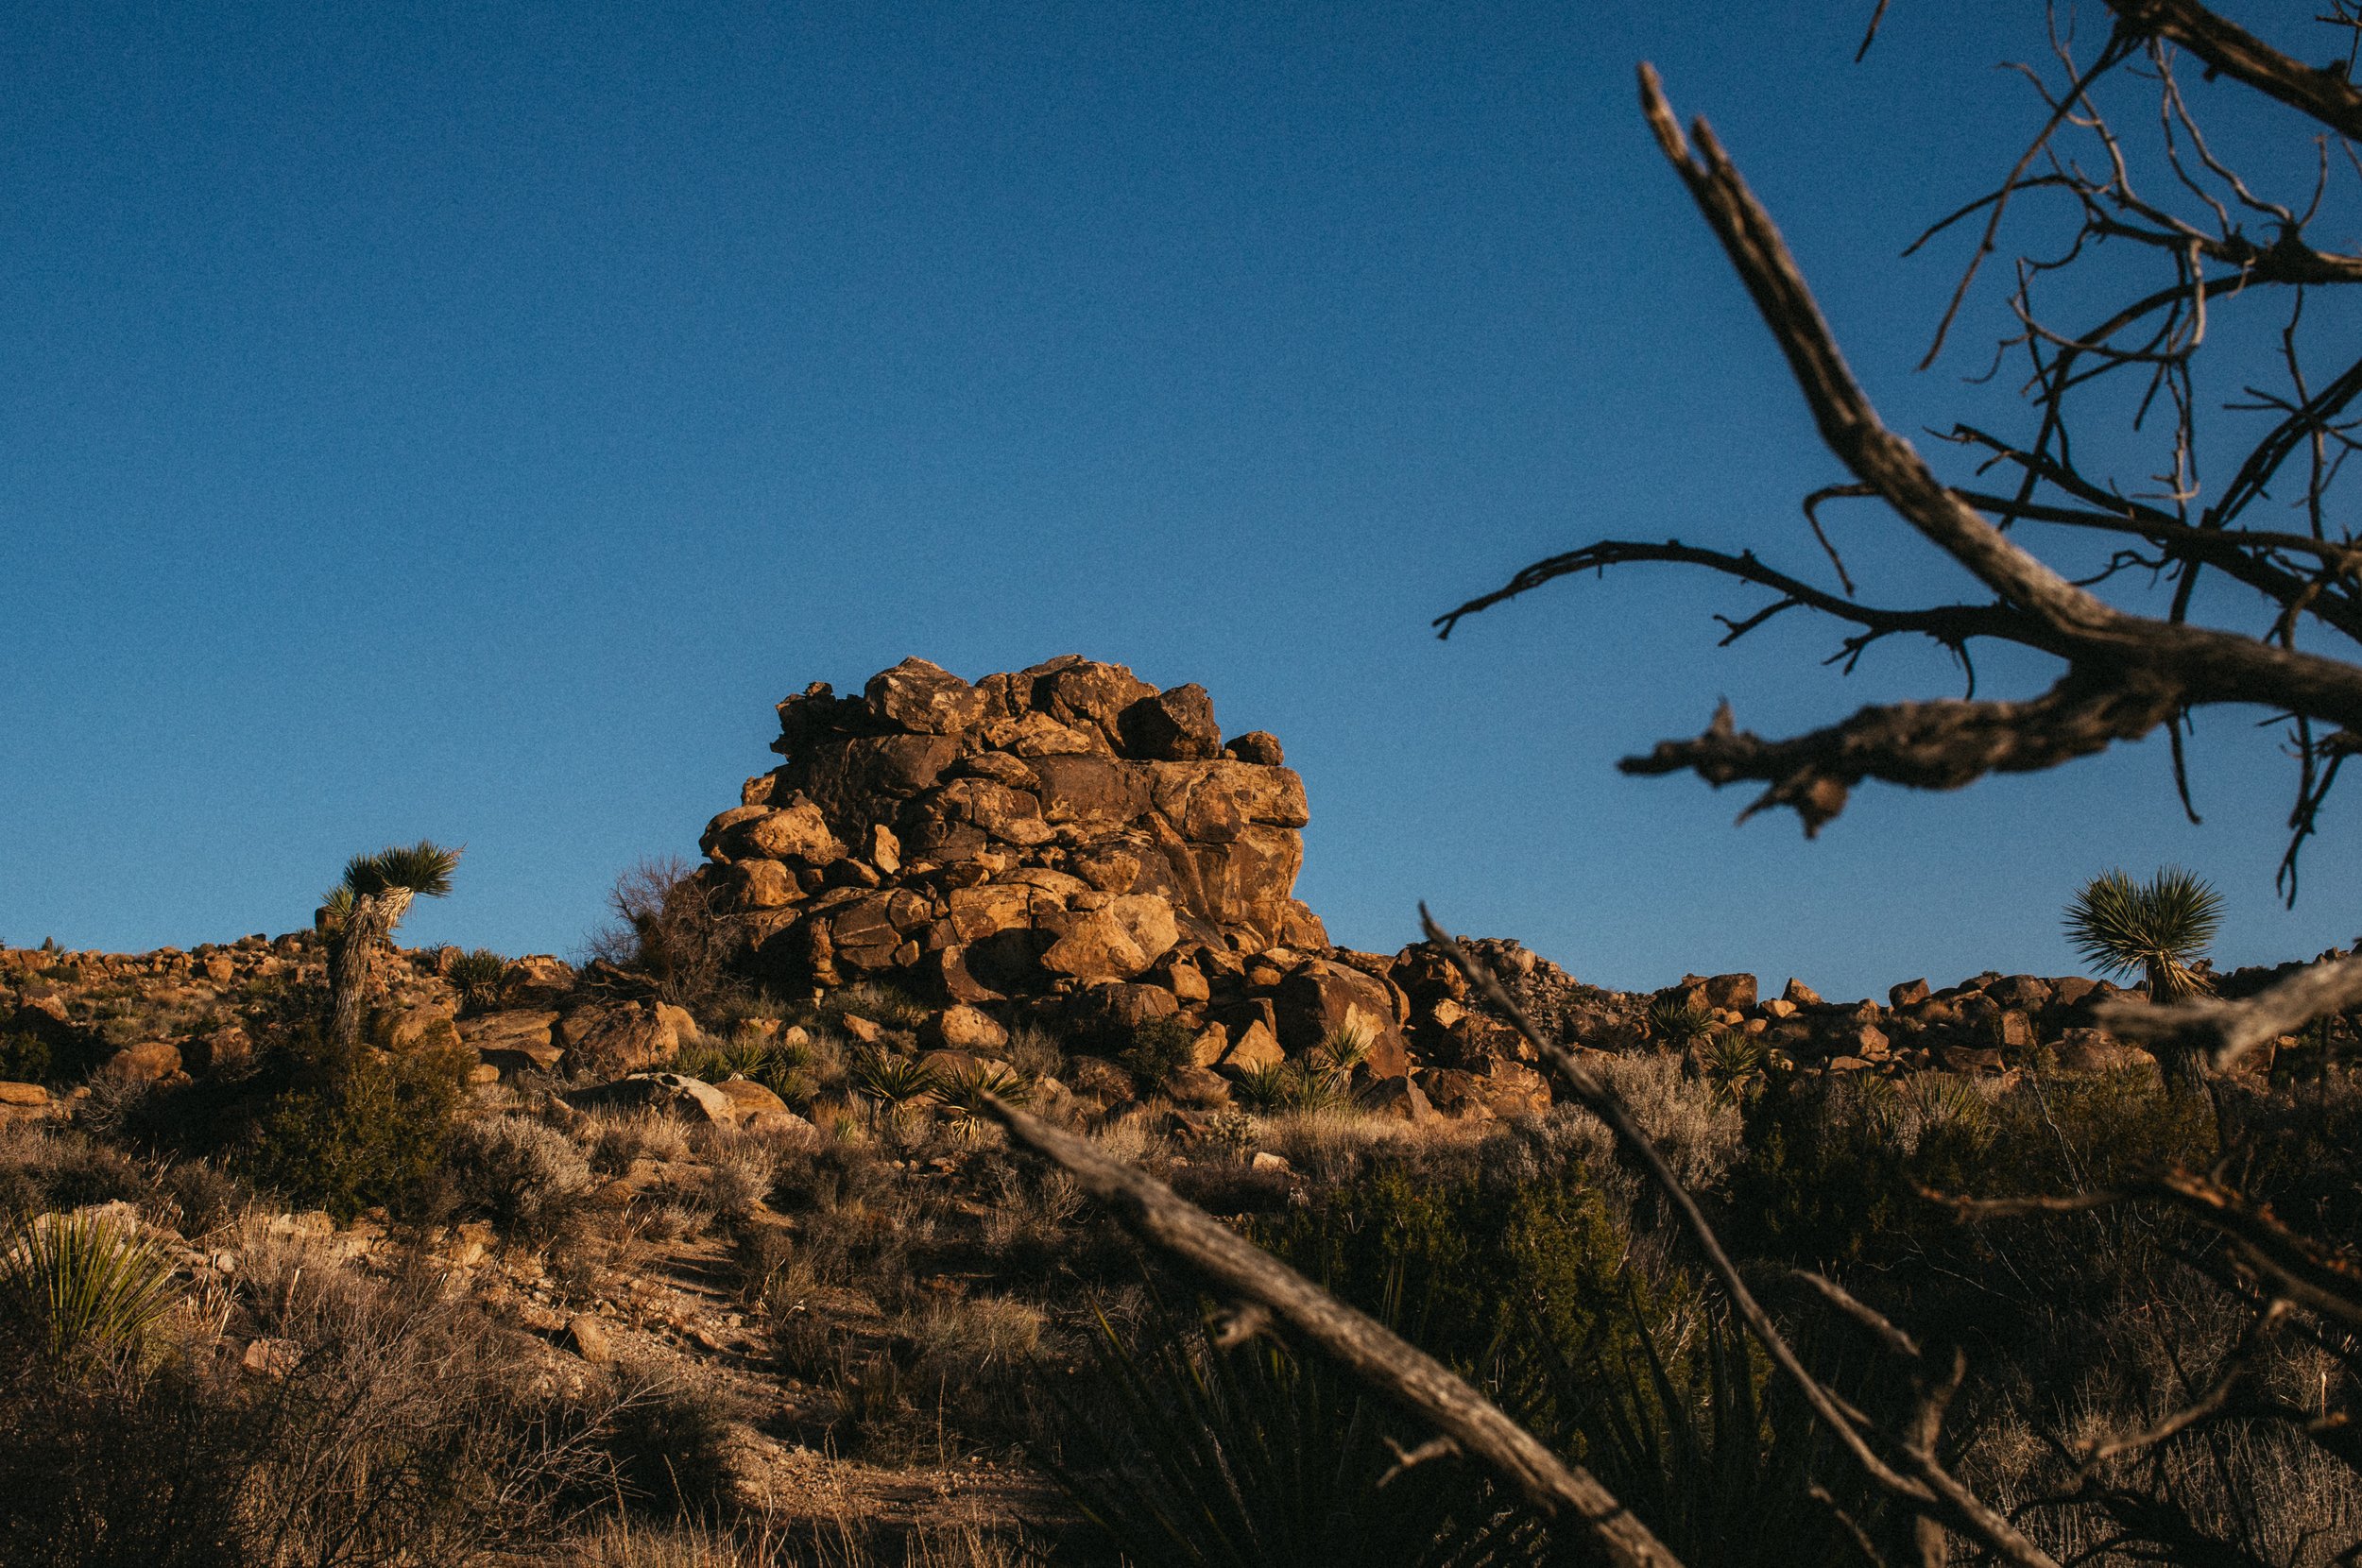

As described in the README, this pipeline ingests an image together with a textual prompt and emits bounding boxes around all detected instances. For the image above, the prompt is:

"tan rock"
[1119,684,1223,760]
[0,1082,49,1106]
[1224,731,1284,765]
[866,656,985,735]
[1219,1018,1285,1072]
[382,999,459,1052]
[1782,979,1823,1007]
[981,710,1101,757]
[1038,906,1151,982]
[1361,1073,1435,1123]
[1274,960,1411,1077]
[729,859,803,909]
[556,1002,683,1079]
[736,801,848,866]
[563,1072,738,1126]
[922,1004,1009,1053]
[565,1314,612,1365]
[100,1042,181,1083]
[1108,893,1180,967]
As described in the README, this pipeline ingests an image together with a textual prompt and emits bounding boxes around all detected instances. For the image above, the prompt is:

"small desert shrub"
[149,1160,251,1239]
[1117,1016,1197,1092]
[587,856,751,1014]
[587,1109,692,1173]
[0,1255,628,1568]
[447,1113,595,1242]
[240,1031,471,1221]
[812,980,930,1031]
[0,1125,154,1219]
[0,1210,183,1366]
[1001,1024,1066,1082]
[1583,1051,1743,1190]
[1252,1156,1645,1378]
[598,1375,744,1519]
[448,947,508,1013]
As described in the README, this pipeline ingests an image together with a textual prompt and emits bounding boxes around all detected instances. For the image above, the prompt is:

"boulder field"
[4,654,2334,1128]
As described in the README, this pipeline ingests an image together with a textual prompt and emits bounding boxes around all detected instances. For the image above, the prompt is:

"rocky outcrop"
[693,656,1326,1003]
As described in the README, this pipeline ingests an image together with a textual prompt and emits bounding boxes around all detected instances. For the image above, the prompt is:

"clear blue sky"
[5,2,2355,998]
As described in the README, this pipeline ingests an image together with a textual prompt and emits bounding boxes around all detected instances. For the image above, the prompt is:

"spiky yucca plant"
[850,1052,941,1109]
[326,841,461,1053]
[447,947,506,1013]
[0,1211,184,1366]
[939,1062,1033,1121]
[2064,867,2225,1002]
[2065,866,2225,1088]
[1648,996,1716,1048]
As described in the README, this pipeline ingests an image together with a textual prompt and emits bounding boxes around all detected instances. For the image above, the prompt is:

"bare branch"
[1938,1169,2362,1331]
[2104,0,2362,140]
[1618,668,2182,834]
[1423,909,2064,1568]
[2077,1299,2292,1464]
[2098,948,2362,1069]
[976,1094,1687,1568]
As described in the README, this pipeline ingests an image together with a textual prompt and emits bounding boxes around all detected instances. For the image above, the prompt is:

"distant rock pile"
[692,655,1328,1005]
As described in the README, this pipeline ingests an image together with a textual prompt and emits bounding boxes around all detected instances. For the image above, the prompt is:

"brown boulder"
[921,1004,1009,1053]
[1889,979,1931,1009]
[1120,684,1223,760]
[866,656,986,735]
[1361,1073,1436,1124]
[1274,960,1411,1078]
[1219,1017,1285,1071]
[100,1042,181,1084]
[1223,730,1284,766]
[563,1071,737,1126]
[1702,974,1757,1012]
[1039,907,1152,982]
[1030,656,1157,748]
[556,1002,684,1079]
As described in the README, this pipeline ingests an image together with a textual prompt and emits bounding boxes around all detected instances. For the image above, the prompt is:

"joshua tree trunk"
[328,889,412,1054]
[2144,960,2214,1095]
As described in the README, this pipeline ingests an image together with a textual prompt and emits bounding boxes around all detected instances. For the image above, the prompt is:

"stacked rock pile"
[692,655,1329,1006]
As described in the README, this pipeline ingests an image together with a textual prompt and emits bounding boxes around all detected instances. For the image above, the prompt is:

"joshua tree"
[2063,867,2224,1003]
[323,842,461,1054]
[2065,866,2224,1086]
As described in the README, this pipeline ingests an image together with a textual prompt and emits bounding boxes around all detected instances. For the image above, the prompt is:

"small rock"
[565,1314,612,1365]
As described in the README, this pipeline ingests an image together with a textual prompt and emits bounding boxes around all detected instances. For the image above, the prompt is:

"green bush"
[1119,1015,1199,1093]
[240,1031,470,1222]
[0,1029,52,1084]
[1054,1303,1510,1568]
[447,948,507,1013]
[1251,1157,1645,1377]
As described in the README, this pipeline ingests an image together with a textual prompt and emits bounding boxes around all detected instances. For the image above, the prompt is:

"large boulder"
[556,1001,685,1080]
[1274,960,1411,1078]
[866,657,986,735]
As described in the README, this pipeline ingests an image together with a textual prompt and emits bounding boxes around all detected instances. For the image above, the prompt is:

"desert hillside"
[4,657,2358,1565]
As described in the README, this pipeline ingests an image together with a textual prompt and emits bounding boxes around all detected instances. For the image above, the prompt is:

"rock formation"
[692,656,1328,1006]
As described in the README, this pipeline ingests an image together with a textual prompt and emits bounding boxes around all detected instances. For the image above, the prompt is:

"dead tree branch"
[2097,949,2362,1070]
[976,1094,1686,1568]
[1439,20,2362,892]
[1420,909,2062,1568]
